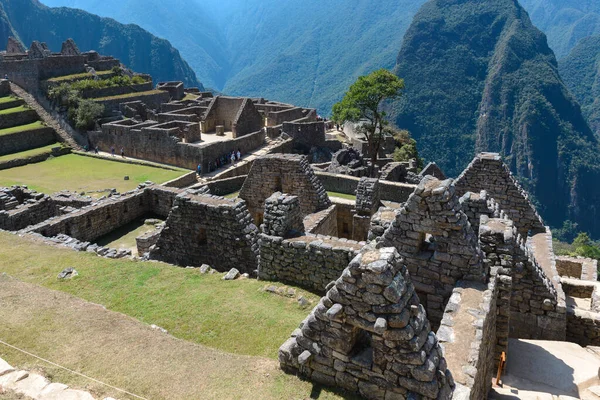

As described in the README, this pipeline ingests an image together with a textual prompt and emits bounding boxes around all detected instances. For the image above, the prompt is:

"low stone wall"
[562,278,597,299]
[25,190,150,242]
[566,308,600,347]
[0,109,38,129]
[0,146,70,171]
[304,205,338,236]
[314,171,416,203]
[150,192,259,273]
[136,226,163,256]
[95,91,170,113]
[161,171,197,188]
[459,191,503,234]
[0,127,56,156]
[203,175,247,196]
[0,98,24,111]
[437,279,497,400]
[258,233,363,293]
[556,256,598,281]
[81,82,153,99]
[0,197,57,231]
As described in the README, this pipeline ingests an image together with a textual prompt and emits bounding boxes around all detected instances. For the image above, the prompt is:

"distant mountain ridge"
[0,0,202,88]
[391,0,600,236]
[559,35,600,138]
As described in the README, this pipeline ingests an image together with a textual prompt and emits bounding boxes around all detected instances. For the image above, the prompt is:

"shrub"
[74,100,105,131]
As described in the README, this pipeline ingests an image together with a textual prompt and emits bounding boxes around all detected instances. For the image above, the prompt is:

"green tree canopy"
[332,69,404,173]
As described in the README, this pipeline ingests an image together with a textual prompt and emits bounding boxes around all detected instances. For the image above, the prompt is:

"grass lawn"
[224,190,240,199]
[0,105,30,115]
[0,95,20,104]
[46,70,113,82]
[0,121,45,136]
[0,144,57,162]
[0,232,318,359]
[94,89,164,101]
[327,191,357,201]
[0,154,185,195]
[96,217,162,255]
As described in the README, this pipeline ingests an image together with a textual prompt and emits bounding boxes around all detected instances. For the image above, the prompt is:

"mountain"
[0,0,201,88]
[41,0,424,114]
[519,0,600,59]
[40,0,224,90]
[391,0,600,237]
[559,35,600,138]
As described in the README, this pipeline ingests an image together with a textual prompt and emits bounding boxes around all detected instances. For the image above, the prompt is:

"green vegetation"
[93,89,164,102]
[391,0,600,238]
[0,144,58,162]
[96,217,162,255]
[72,99,104,130]
[0,121,45,136]
[0,154,185,194]
[333,69,404,170]
[48,74,149,101]
[559,35,600,138]
[0,231,319,358]
[0,105,30,115]
[0,94,20,103]
[327,191,357,201]
[46,70,113,83]
[391,128,423,169]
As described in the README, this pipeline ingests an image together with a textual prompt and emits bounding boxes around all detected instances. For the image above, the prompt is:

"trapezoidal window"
[348,328,373,368]
[198,227,207,246]
[273,175,282,193]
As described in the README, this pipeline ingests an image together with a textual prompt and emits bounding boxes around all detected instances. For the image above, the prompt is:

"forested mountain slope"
[391,0,600,236]
[519,0,600,59]
[0,0,201,88]
[559,35,600,138]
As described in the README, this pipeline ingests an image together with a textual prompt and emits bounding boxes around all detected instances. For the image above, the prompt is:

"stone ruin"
[239,154,331,223]
[327,147,371,177]
[279,247,454,400]
[60,38,81,56]
[6,37,26,54]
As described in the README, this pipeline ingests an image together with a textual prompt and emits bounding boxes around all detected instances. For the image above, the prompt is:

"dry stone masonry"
[279,247,454,400]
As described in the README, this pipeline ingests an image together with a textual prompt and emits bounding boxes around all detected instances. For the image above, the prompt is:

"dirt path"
[0,275,346,400]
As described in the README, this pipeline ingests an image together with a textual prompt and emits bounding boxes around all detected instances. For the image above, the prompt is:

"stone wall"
[90,120,265,171]
[0,146,69,171]
[150,192,259,273]
[81,82,153,99]
[161,172,198,189]
[556,256,598,281]
[258,233,361,292]
[304,205,338,237]
[282,121,326,150]
[239,154,331,221]
[566,308,600,347]
[314,171,416,204]
[268,108,306,127]
[0,79,10,96]
[0,127,56,156]
[203,175,246,196]
[136,226,163,256]
[279,247,454,400]
[455,153,545,236]
[0,108,38,129]
[95,91,170,113]
[232,98,263,138]
[437,279,497,400]
[376,177,486,328]
[0,55,87,92]
[458,191,503,235]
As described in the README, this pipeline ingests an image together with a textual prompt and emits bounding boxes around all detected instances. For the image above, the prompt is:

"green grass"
[0,144,58,162]
[0,121,45,136]
[0,154,185,195]
[327,191,357,201]
[0,95,20,104]
[46,70,113,83]
[0,105,30,115]
[224,191,239,199]
[93,89,165,101]
[96,217,162,255]
[0,231,319,359]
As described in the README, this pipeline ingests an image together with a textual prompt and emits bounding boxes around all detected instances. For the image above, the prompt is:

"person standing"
[197,163,202,175]
[120,147,125,158]
[111,146,115,157]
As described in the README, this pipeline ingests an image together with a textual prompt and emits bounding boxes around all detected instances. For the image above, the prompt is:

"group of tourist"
[197,149,242,175]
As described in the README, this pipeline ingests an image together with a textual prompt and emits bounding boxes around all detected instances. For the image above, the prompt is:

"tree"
[332,69,404,175]
[74,100,105,131]
[390,128,423,170]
